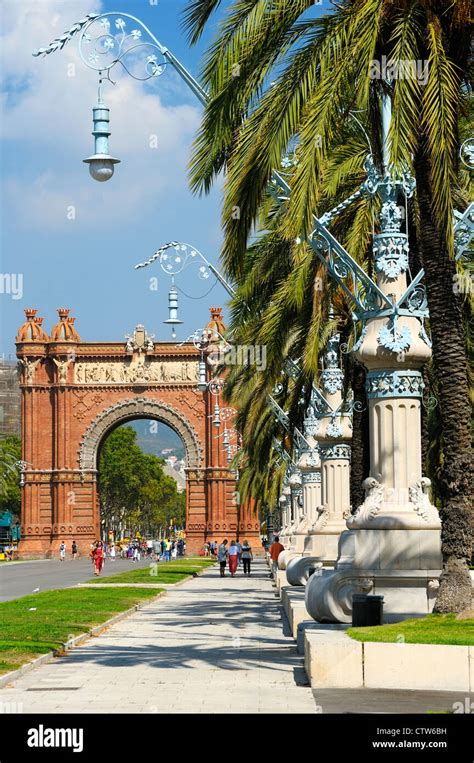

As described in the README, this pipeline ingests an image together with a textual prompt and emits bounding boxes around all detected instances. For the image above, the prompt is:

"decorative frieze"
[366,369,424,399]
[320,443,351,461]
[74,360,199,385]
[302,471,321,484]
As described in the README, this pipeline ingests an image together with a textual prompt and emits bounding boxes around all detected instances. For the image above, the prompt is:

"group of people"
[201,536,286,579]
[216,539,254,577]
[59,540,78,561]
[57,537,186,571]
[157,538,185,561]
[202,541,218,557]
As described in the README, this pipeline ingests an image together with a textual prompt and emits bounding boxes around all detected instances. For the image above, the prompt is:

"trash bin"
[352,593,384,626]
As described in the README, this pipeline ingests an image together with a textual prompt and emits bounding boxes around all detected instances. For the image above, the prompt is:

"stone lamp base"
[305,526,442,623]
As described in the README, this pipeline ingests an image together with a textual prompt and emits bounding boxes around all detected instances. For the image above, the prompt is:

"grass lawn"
[348,613,474,646]
[0,587,161,675]
[87,556,216,585]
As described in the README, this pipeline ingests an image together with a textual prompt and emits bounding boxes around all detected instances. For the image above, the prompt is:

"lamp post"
[135,241,234,339]
[33,12,203,182]
[82,77,120,181]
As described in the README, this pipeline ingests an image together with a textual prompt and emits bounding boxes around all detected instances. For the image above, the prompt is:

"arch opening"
[79,398,203,473]
[97,417,188,544]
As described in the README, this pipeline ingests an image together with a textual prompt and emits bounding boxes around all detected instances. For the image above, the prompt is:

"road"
[0,556,154,602]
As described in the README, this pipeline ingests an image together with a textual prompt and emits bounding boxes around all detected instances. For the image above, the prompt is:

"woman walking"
[217,539,228,577]
[241,540,253,576]
[228,540,238,577]
[93,541,104,576]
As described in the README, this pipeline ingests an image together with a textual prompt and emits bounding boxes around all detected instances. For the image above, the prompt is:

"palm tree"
[0,436,21,510]
[184,0,472,611]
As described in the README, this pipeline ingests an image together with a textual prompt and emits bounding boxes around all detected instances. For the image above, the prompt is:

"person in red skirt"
[92,541,104,576]
[228,540,239,577]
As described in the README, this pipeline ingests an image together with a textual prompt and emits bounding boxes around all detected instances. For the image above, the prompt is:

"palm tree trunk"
[349,358,370,512]
[414,148,473,613]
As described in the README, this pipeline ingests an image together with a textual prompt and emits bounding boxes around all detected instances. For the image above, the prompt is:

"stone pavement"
[0,559,317,714]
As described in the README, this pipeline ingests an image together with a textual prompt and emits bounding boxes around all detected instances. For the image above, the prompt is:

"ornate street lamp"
[135,241,235,338]
[83,78,120,182]
[33,12,172,182]
[162,283,183,340]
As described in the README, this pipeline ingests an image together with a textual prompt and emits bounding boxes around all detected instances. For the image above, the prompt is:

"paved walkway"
[0,559,316,714]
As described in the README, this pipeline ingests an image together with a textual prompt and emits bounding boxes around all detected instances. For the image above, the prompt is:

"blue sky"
[0,0,329,358]
[0,0,232,356]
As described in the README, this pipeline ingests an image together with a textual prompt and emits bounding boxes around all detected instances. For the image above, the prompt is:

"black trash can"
[351,593,384,627]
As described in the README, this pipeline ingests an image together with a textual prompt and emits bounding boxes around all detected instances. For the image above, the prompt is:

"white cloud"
[0,0,203,229]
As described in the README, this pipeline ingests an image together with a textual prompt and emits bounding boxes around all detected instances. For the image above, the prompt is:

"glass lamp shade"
[83,155,120,182]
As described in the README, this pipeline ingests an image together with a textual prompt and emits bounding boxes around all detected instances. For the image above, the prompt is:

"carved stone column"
[289,471,305,552]
[305,179,441,622]
[304,335,352,563]
[278,487,291,541]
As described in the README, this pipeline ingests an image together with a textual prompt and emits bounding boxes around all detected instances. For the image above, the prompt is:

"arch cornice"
[78,397,203,471]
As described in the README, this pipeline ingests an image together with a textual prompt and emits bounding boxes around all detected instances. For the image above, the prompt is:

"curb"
[0,589,167,690]
[75,564,214,590]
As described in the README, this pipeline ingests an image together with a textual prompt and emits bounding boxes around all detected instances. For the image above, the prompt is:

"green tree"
[184,0,473,611]
[98,426,186,538]
[0,435,21,517]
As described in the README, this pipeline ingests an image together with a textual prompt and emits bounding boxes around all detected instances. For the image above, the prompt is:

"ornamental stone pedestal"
[278,484,292,544]
[304,335,352,565]
[278,476,304,570]
[305,191,441,623]
[286,335,353,586]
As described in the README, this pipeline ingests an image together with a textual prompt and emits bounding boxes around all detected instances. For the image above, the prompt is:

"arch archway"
[79,397,203,472]
[16,313,260,557]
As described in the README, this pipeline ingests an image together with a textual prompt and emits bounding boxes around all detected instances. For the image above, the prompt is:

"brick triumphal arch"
[16,307,259,557]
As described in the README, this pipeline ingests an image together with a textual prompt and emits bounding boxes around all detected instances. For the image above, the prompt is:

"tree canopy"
[98,426,186,537]
[0,435,21,518]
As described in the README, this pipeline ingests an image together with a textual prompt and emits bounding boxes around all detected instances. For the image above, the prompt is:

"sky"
[0,0,232,357]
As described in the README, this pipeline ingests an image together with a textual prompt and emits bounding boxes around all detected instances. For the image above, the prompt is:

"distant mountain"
[126,419,185,460]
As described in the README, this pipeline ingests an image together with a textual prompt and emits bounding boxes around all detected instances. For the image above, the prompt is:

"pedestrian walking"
[269,536,285,579]
[228,540,239,577]
[165,538,172,562]
[93,541,104,576]
[59,541,66,561]
[241,540,253,576]
[217,539,228,577]
[109,542,116,561]
[235,539,242,566]
[71,540,78,560]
